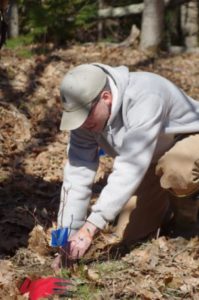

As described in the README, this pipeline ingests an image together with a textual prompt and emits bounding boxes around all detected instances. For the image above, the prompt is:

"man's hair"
[93,78,111,103]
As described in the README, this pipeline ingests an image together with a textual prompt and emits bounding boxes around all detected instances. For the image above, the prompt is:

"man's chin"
[91,129,101,133]
[89,126,103,133]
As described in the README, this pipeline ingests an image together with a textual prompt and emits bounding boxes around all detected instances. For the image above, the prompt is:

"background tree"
[18,0,97,44]
[140,0,165,54]
[98,0,105,40]
[5,0,199,50]
[181,0,199,48]
[0,0,9,47]
[8,0,19,38]
[98,0,199,51]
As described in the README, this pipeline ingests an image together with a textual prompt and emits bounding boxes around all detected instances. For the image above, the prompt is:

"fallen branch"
[98,0,193,19]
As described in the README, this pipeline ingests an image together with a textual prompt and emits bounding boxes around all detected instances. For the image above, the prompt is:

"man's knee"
[156,134,199,227]
[156,134,199,197]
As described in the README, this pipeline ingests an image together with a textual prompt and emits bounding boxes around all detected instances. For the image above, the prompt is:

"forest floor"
[0,43,199,300]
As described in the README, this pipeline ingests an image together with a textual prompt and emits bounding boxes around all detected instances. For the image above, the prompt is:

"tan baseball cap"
[60,64,107,131]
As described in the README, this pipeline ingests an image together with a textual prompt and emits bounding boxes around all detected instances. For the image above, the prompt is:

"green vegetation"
[5,35,33,58]
[5,35,34,48]
[60,262,101,299]
[18,0,98,44]
[76,283,101,300]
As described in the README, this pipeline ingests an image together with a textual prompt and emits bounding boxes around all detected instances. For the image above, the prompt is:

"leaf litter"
[0,44,199,299]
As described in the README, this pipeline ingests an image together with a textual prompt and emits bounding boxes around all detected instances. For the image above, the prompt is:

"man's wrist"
[81,221,99,238]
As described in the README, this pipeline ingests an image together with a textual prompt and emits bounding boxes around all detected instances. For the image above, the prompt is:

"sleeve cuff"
[87,212,107,229]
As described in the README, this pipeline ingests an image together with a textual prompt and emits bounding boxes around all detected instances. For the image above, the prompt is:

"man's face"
[81,91,112,133]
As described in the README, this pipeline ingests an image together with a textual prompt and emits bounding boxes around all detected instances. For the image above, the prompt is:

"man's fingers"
[69,243,87,259]
[69,244,80,259]
[67,229,94,260]
[70,239,88,259]
[51,254,61,271]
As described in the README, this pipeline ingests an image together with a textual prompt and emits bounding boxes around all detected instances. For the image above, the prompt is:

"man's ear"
[101,91,112,106]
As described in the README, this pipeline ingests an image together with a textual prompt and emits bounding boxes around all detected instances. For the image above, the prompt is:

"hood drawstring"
[108,125,116,147]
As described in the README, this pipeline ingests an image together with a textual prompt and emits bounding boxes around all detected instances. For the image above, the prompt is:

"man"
[53,63,199,268]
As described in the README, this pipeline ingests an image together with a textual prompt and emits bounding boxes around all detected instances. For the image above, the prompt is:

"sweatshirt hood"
[93,63,129,125]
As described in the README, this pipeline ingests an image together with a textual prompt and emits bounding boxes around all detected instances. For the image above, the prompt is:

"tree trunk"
[181,0,199,48]
[98,0,105,40]
[140,0,165,54]
[8,0,18,38]
[0,0,9,48]
[0,0,9,11]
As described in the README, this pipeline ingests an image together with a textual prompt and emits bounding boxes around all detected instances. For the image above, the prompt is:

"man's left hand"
[51,222,99,270]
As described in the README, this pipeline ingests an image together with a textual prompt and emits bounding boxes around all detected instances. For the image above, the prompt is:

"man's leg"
[116,164,170,246]
[156,134,199,233]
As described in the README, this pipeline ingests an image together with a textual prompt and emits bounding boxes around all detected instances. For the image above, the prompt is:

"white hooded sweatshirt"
[57,63,199,233]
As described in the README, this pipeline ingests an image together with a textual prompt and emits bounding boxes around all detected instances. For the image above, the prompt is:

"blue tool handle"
[51,227,68,247]
[99,148,105,156]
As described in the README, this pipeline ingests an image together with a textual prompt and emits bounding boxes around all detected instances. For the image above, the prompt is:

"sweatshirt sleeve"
[57,128,99,233]
[87,93,167,229]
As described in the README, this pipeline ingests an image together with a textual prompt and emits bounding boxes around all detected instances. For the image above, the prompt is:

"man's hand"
[51,222,98,271]
[68,222,98,259]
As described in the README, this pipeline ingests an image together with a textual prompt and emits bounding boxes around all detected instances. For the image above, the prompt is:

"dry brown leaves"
[0,260,19,299]
[28,225,52,256]
[85,236,199,299]
[0,44,199,299]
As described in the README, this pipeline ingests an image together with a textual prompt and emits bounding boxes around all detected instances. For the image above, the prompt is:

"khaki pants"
[117,134,199,245]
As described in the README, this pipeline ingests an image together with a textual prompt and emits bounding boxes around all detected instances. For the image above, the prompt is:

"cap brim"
[60,103,92,131]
